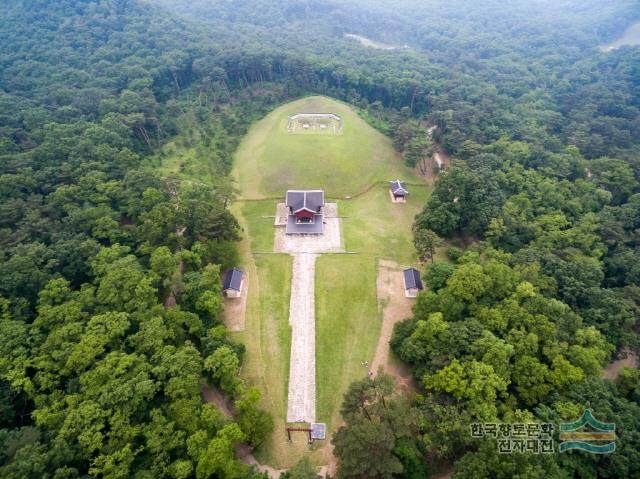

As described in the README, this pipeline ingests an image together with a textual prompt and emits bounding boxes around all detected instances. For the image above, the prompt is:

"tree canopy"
[1,0,639,477]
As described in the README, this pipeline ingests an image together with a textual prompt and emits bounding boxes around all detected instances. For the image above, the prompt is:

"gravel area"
[274,203,343,254]
[286,252,318,423]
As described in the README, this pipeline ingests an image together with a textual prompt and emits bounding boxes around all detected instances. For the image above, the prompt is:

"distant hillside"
[150,0,640,53]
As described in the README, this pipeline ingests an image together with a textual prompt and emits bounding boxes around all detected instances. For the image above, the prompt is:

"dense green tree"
[195,424,247,479]
[279,458,321,479]
[412,227,443,263]
[588,158,637,205]
[423,262,455,291]
[1,0,640,477]
[205,346,241,395]
[333,374,423,478]
[415,162,506,237]
[234,388,274,447]
[333,419,402,479]
[452,439,563,479]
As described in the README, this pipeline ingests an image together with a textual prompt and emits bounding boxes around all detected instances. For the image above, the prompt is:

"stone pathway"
[286,252,318,423]
[276,203,343,424]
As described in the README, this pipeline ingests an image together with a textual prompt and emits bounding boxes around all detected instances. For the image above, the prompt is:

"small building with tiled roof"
[390,180,408,202]
[403,267,423,298]
[223,267,244,298]
[285,190,325,234]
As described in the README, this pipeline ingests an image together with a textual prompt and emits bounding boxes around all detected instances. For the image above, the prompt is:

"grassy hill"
[233,96,417,198]
[158,95,433,467]
[230,96,432,468]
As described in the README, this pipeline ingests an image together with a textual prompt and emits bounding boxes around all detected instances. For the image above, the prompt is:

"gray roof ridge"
[403,267,422,289]
[224,267,244,291]
[391,179,408,193]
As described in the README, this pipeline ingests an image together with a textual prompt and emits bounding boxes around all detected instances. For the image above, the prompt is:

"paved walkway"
[276,203,342,423]
[286,252,318,423]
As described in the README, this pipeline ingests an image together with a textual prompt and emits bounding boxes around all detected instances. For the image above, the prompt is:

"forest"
[0,0,639,478]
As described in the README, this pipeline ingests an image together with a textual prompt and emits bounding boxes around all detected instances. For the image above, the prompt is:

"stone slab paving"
[279,203,343,424]
[286,252,318,423]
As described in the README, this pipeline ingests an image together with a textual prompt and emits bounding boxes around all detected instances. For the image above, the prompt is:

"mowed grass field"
[233,96,417,197]
[315,254,379,425]
[232,96,431,468]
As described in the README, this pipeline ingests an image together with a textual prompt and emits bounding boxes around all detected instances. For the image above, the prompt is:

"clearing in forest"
[231,96,433,469]
[601,20,640,50]
[344,33,407,50]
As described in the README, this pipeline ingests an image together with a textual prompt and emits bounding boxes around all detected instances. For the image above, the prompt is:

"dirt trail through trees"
[202,385,284,478]
[603,348,638,380]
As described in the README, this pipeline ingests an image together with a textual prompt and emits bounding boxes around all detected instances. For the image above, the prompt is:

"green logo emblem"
[559,409,615,454]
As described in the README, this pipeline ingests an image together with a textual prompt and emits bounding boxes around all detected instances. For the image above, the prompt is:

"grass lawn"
[340,184,430,264]
[233,250,298,465]
[311,184,431,431]
[232,96,425,198]
[315,254,380,425]
[230,96,433,467]
[156,95,435,468]
[238,201,279,252]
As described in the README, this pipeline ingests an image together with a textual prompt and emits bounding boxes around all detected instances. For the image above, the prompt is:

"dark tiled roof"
[403,268,423,290]
[223,268,244,291]
[285,214,324,234]
[390,180,408,195]
[286,190,325,213]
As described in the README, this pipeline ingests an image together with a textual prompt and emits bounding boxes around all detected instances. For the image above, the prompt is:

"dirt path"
[431,467,454,479]
[318,443,338,478]
[202,384,234,417]
[221,275,248,332]
[603,348,638,380]
[236,444,285,479]
[371,259,417,392]
[433,150,450,169]
[202,385,285,478]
